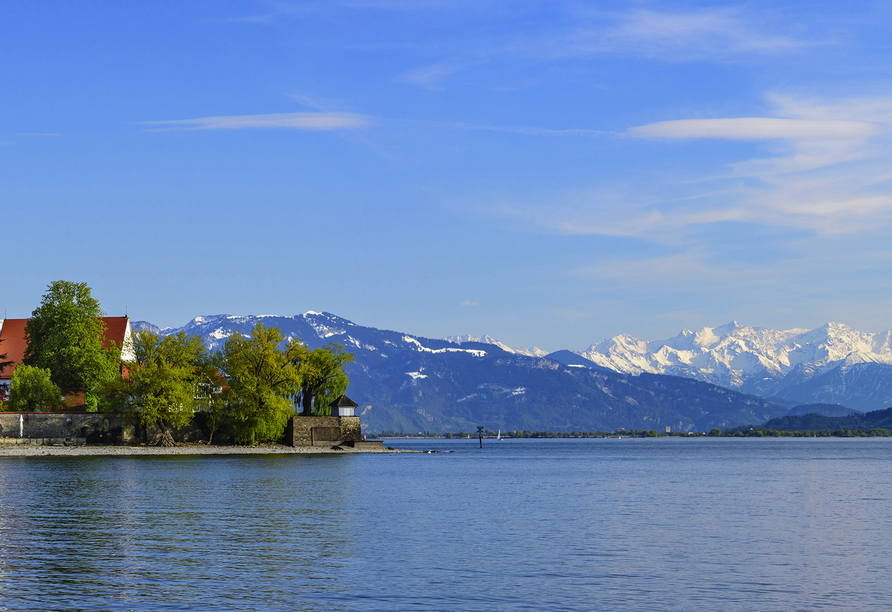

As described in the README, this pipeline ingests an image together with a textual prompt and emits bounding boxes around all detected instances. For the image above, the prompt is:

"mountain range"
[572,321,892,412]
[133,313,799,434]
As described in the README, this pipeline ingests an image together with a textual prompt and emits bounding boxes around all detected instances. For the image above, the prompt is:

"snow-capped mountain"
[142,312,492,359]
[576,322,892,411]
[443,334,548,358]
[132,312,792,433]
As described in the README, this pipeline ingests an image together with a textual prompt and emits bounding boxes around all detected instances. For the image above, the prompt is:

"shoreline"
[0,443,408,457]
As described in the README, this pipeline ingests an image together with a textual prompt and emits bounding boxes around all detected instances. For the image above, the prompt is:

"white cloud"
[398,63,464,89]
[142,112,373,131]
[628,118,879,141]
[624,96,892,234]
[414,119,604,137]
[482,95,892,239]
[534,7,813,63]
[461,300,479,306]
[574,252,724,284]
[397,7,811,90]
[603,9,808,58]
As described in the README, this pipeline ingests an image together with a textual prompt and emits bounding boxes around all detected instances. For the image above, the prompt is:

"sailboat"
[497,430,502,440]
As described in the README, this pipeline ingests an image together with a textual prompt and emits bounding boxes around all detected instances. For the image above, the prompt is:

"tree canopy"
[23,281,120,391]
[7,365,63,412]
[93,319,358,445]
[296,343,356,416]
[100,330,206,442]
[214,323,307,445]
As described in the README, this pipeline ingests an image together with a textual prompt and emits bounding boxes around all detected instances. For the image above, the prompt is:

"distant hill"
[131,320,161,335]
[142,312,792,434]
[761,407,892,432]
[772,363,892,412]
[784,403,861,418]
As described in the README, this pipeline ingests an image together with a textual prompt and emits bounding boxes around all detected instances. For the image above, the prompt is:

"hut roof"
[329,394,358,408]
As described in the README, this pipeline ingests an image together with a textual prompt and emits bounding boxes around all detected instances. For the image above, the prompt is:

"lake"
[1,438,890,611]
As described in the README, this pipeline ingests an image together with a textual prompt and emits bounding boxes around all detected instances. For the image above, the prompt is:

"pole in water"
[477,426,484,448]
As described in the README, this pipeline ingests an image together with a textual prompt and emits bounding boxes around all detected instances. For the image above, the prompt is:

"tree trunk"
[301,391,313,416]
[158,421,176,447]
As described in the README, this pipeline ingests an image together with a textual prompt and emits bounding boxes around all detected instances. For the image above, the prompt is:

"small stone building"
[284,395,382,448]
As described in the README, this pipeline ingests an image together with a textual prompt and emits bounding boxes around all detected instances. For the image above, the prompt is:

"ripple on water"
[0,440,891,610]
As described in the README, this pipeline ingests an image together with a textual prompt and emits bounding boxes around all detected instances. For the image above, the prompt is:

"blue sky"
[4,1,892,351]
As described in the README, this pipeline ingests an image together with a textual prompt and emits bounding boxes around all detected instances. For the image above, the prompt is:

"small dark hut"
[329,395,358,417]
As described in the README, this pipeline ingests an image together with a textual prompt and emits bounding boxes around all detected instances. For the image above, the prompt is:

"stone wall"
[136,419,209,446]
[0,412,365,447]
[285,416,362,447]
[0,412,134,444]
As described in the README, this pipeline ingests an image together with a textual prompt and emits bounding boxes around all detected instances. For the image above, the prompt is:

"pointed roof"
[329,394,358,408]
[0,319,27,377]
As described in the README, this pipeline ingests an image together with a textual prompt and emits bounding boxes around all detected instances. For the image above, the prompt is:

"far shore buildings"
[0,317,134,408]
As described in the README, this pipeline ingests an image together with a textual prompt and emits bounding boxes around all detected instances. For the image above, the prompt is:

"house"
[0,316,134,408]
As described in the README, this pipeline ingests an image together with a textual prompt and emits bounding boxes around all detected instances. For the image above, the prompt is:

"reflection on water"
[1,440,891,610]
[0,455,356,611]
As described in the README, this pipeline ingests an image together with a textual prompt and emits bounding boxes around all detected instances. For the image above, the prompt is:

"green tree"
[296,342,356,416]
[191,362,239,445]
[23,281,120,391]
[214,323,305,445]
[7,365,63,412]
[100,330,206,445]
[0,337,12,375]
[196,380,238,445]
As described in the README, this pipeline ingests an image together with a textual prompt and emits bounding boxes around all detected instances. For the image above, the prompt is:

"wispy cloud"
[574,252,725,284]
[220,0,482,26]
[415,119,606,137]
[476,93,892,244]
[492,6,817,67]
[394,6,814,90]
[628,118,879,141]
[565,95,892,237]
[398,63,465,89]
[142,112,373,131]
[592,8,810,60]
[461,300,479,307]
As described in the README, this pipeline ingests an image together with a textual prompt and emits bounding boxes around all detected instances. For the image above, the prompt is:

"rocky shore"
[0,443,402,457]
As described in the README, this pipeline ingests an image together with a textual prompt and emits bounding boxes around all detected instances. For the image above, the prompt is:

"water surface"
[1,438,890,611]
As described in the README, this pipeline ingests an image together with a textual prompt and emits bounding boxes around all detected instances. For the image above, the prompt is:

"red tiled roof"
[101,317,130,352]
[0,316,130,379]
[0,319,27,378]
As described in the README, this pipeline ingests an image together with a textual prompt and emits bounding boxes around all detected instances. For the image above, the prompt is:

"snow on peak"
[404,336,486,357]
[443,334,545,357]
[579,322,892,391]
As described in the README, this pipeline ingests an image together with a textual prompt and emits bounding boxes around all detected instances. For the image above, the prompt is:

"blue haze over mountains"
[132,313,892,433]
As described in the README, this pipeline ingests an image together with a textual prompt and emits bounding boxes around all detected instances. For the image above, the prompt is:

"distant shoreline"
[0,443,405,457]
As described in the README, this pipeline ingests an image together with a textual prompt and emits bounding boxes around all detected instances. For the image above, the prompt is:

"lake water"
[1,438,891,611]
